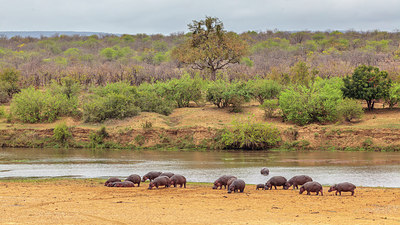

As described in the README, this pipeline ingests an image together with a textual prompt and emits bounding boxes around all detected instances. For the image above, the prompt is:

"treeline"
[2,65,399,127]
[0,30,400,87]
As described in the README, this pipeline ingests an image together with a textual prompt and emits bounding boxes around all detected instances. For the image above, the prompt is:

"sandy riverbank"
[0,179,399,224]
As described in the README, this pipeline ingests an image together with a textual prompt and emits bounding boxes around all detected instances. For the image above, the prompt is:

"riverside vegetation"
[1,17,400,151]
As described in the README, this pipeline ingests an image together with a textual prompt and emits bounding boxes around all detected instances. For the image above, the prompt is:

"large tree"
[342,65,391,111]
[172,17,248,80]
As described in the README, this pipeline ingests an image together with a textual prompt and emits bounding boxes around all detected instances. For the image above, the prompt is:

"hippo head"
[265,182,272,189]
[148,182,155,190]
[328,184,337,192]
[227,185,234,194]
[142,176,148,182]
[299,186,305,194]
[170,180,175,186]
[107,182,115,187]
[212,182,221,189]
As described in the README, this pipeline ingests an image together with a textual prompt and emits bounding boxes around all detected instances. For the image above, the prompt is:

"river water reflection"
[0,148,399,187]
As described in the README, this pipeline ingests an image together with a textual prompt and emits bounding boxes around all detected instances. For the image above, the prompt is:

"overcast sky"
[1,0,400,34]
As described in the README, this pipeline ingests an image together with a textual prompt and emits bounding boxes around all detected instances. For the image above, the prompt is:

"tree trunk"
[366,100,375,111]
[210,69,217,81]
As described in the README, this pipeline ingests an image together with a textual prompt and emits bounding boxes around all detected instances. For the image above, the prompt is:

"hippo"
[213,175,237,189]
[227,177,237,188]
[286,175,313,190]
[142,171,162,182]
[227,179,245,194]
[265,176,288,190]
[260,168,269,176]
[328,182,356,196]
[299,181,323,196]
[170,174,186,188]
[159,172,174,178]
[148,176,171,189]
[256,184,266,190]
[125,174,141,187]
[109,181,135,187]
[104,177,121,186]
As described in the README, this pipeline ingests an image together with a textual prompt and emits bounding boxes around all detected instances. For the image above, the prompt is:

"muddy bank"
[0,179,399,224]
[1,125,400,151]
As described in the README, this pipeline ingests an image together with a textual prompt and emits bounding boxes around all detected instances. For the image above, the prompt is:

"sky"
[1,0,400,34]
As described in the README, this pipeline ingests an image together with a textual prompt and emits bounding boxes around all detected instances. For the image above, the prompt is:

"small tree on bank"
[342,65,391,111]
[172,17,248,80]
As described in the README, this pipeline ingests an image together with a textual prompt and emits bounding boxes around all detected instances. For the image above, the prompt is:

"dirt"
[0,180,399,224]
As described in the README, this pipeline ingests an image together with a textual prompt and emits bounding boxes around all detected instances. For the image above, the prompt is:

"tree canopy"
[172,17,249,80]
[342,65,391,110]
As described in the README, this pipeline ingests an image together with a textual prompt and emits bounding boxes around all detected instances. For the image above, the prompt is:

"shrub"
[206,80,251,112]
[206,79,230,108]
[11,87,69,123]
[136,82,175,115]
[82,82,140,122]
[49,77,80,116]
[53,123,72,145]
[219,117,281,150]
[0,68,20,103]
[89,126,109,147]
[0,106,5,118]
[260,99,279,118]
[385,83,400,108]
[247,79,282,104]
[279,78,343,125]
[337,98,363,122]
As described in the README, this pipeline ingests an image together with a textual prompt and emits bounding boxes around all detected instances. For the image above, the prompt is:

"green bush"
[337,98,363,122]
[206,80,251,111]
[385,83,400,108]
[0,68,20,103]
[219,117,281,150]
[260,99,279,118]
[247,79,282,104]
[137,82,174,115]
[0,106,5,118]
[53,123,72,145]
[206,79,230,108]
[89,126,109,147]
[279,78,343,125]
[49,77,80,116]
[11,87,69,123]
[82,82,140,122]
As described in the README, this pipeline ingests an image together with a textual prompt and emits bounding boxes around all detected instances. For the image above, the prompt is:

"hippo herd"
[104,168,356,196]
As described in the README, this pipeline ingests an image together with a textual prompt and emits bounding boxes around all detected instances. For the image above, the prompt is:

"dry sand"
[0,179,399,224]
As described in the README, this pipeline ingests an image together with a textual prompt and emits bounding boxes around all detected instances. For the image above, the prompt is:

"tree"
[342,65,391,111]
[172,17,248,80]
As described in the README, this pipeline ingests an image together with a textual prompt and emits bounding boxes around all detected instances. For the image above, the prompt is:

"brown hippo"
[260,168,270,176]
[286,175,313,190]
[227,177,237,188]
[256,184,266,190]
[170,174,186,188]
[125,174,141,187]
[328,182,356,196]
[148,176,171,189]
[104,177,121,186]
[299,181,323,196]
[159,172,174,178]
[142,171,162,182]
[213,175,237,189]
[109,181,135,187]
[227,179,245,194]
[265,176,288,190]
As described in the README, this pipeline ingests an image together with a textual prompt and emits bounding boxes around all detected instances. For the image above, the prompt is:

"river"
[0,148,399,187]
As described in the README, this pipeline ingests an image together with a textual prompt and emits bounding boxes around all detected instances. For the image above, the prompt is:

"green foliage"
[260,99,279,118]
[100,46,131,60]
[49,77,80,116]
[63,48,81,58]
[0,106,4,118]
[89,126,109,147]
[290,61,317,86]
[240,57,254,67]
[11,87,69,123]
[342,65,391,110]
[364,40,390,52]
[337,98,363,122]
[385,83,400,108]
[247,79,281,104]
[218,117,281,150]
[53,123,72,145]
[206,79,251,111]
[82,82,140,122]
[279,78,344,125]
[136,82,174,115]
[0,68,20,103]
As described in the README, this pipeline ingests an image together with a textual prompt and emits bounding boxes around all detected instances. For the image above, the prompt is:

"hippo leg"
[274,185,277,190]
[240,188,244,193]
[335,191,338,195]
[320,190,323,196]
[339,191,341,196]
[138,182,140,187]
[351,191,354,196]
[184,183,186,188]
[307,191,310,195]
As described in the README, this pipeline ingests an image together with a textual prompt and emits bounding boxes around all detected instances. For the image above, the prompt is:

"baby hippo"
[227,177,237,188]
[260,168,270,176]
[159,172,174,178]
[227,179,246,194]
[286,175,313,190]
[170,174,186,188]
[125,174,141,187]
[299,181,323,196]
[104,177,121,186]
[142,171,162,182]
[328,182,356,196]
[256,184,266,190]
[111,181,135,187]
[265,176,288,190]
[148,176,171,189]
[213,175,237,189]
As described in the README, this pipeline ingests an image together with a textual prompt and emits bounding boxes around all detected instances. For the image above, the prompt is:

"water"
[0,148,399,187]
